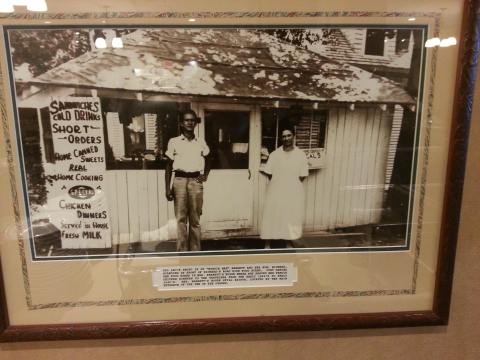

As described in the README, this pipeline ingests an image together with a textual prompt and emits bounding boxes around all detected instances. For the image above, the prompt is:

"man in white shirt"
[165,110,211,251]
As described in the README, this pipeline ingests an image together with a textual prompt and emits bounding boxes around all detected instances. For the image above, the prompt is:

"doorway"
[198,105,256,237]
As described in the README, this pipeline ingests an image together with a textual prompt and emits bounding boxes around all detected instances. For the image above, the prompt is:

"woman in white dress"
[260,126,309,247]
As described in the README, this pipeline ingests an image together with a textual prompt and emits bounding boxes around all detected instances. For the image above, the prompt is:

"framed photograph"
[0,0,477,341]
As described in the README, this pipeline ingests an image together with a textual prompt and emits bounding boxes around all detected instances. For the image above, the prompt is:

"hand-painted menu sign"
[47,97,111,249]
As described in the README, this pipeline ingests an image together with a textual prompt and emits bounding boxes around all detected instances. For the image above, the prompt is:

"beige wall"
[0,47,477,360]
[0,1,479,358]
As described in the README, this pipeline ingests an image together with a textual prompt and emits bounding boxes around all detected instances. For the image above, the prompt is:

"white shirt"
[165,134,210,172]
[263,146,309,179]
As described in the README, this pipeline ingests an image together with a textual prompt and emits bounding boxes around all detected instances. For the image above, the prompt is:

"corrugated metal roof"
[29,29,415,104]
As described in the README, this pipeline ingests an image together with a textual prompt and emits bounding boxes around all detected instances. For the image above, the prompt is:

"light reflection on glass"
[94,37,107,49]
[440,37,457,47]
[112,37,124,48]
[425,37,441,48]
[425,36,457,48]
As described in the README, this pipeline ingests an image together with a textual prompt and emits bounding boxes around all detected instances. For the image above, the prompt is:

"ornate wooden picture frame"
[0,0,478,341]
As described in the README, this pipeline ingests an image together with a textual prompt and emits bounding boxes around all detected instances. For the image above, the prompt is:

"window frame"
[363,28,387,57]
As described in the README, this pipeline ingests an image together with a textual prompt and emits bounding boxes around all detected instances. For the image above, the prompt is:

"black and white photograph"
[6,25,425,259]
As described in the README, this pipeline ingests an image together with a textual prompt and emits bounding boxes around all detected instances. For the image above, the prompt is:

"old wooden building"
[15,28,416,248]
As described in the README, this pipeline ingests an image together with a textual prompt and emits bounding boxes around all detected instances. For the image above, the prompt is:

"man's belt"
[175,171,200,178]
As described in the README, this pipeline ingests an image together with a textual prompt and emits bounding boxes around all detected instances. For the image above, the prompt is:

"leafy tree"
[263,28,396,49]
[262,29,322,48]
[9,29,90,77]
[9,30,90,208]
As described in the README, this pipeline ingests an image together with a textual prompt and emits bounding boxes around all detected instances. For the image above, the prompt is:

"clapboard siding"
[105,170,173,244]
[105,106,393,243]
[115,171,130,244]
[105,172,119,244]
[106,112,125,158]
[361,108,374,223]
[340,29,413,69]
[385,105,404,186]
[144,113,158,151]
[336,108,353,228]
[255,106,392,233]
[256,106,393,233]
[126,171,140,243]
[307,108,392,230]
[146,171,159,242]
[371,109,392,222]
[299,106,393,231]
[340,109,358,227]
[137,171,150,242]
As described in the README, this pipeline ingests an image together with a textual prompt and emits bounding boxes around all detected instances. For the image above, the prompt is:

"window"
[395,29,411,53]
[295,111,327,150]
[40,107,55,164]
[260,108,279,160]
[102,98,180,170]
[204,110,250,170]
[261,108,328,163]
[364,29,386,56]
[19,108,49,206]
